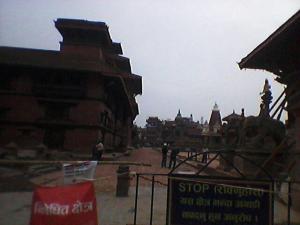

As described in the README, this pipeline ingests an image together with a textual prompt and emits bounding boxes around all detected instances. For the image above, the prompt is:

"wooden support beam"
[255,138,287,177]
[0,159,152,167]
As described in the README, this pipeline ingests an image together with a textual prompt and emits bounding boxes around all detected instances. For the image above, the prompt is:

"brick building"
[144,110,203,150]
[0,18,142,154]
[170,110,202,150]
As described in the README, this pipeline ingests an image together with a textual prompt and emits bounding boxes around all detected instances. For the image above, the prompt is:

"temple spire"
[176,109,182,118]
[259,79,273,117]
[213,102,219,111]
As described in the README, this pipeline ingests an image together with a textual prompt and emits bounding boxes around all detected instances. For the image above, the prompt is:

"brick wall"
[64,128,98,153]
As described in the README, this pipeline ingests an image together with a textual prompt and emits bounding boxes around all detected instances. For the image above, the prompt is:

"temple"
[239,10,300,181]
[238,11,300,213]
[205,103,222,147]
[0,18,142,154]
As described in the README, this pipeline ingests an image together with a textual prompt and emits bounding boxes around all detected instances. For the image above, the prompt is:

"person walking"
[92,140,104,163]
[202,147,208,163]
[161,143,168,168]
[169,148,179,169]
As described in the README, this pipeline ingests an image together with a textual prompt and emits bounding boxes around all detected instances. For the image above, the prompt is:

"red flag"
[30,181,98,225]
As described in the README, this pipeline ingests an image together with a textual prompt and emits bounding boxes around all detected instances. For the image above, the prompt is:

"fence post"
[287,180,291,225]
[150,175,155,225]
[134,174,139,225]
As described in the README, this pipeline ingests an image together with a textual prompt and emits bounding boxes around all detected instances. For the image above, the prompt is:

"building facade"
[144,110,203,150]
[144,105,226,150]
[0,18,142,154]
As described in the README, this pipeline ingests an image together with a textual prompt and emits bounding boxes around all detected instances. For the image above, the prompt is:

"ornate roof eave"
[238,10,300,75]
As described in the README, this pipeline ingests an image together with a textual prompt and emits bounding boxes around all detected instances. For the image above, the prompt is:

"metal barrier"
[133,173,169,225]
[132,150,300,225]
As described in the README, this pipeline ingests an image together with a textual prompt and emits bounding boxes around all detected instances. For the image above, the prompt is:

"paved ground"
[0,148,299,225]
[0,148,192,225]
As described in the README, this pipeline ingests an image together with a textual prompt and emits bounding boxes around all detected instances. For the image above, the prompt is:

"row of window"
[0,73,85,91]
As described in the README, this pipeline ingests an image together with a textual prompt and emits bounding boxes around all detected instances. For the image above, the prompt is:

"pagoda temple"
[239,10,300,211]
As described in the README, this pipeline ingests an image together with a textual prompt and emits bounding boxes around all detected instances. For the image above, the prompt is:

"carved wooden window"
[44,129,65,149]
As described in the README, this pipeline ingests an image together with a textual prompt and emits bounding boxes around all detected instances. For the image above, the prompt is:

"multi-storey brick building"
[0,18,142,154]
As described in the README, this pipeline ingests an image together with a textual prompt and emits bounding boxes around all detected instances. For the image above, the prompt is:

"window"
[44,104,70,120]
[0,76,12,90]
[100,111,109,126]
[0,107,10,119]
[44,129,65,149]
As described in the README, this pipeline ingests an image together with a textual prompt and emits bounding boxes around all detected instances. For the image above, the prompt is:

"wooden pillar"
[289,108,300,211]
[291,109,300,180]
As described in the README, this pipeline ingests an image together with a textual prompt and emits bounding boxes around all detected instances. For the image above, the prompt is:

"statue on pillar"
[259,79,273,117]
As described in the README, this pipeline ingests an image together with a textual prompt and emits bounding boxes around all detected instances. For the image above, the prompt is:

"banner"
[30,181,98,225]
[63,161,97,184]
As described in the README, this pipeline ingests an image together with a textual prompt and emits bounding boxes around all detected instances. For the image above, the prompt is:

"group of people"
[161,143,179,169]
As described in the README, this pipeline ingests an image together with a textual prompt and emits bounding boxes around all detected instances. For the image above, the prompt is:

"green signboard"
[168,175,273,225]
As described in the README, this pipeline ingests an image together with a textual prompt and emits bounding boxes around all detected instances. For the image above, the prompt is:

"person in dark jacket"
[161,143,168,168]
[169,148,179,169]
[92,140,104,163]
[202,147,208,163]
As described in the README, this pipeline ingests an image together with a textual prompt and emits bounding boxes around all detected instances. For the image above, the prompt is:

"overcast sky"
[0,1,299,126]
